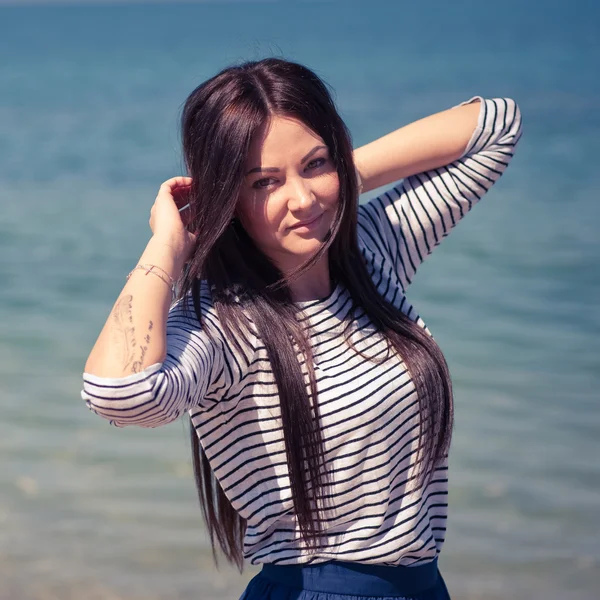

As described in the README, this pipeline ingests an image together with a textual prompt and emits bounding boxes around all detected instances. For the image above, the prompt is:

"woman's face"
[237,114,340,274]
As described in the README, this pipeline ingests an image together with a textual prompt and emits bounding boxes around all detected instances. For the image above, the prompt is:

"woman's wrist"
[141,236,188,279]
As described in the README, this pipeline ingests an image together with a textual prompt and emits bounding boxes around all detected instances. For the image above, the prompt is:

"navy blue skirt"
[240,559,451,599]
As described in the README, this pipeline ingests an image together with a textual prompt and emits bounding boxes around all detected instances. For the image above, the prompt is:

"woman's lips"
[288,213,323,231]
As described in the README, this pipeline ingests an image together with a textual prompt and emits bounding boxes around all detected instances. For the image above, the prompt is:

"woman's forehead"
[246,115,325,167]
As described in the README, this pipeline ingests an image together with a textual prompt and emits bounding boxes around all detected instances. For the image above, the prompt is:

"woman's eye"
[252,178,275,189]
[306,157,326,170]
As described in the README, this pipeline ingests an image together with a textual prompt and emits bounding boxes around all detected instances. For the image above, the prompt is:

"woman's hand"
[149,176,197,263]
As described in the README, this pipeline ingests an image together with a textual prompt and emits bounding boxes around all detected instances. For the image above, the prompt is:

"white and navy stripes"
[82,97,522,566]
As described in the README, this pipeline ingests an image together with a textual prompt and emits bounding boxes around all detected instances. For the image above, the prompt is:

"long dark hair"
[178,58,453,569]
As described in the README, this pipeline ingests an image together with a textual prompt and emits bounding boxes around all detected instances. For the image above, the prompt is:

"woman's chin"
[288,238,327,259]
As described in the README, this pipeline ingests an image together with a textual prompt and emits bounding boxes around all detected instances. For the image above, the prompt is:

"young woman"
[82,58,522,599]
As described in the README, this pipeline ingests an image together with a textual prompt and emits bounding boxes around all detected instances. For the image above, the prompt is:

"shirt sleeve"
[357,97,523,292]
[81,292,234,428]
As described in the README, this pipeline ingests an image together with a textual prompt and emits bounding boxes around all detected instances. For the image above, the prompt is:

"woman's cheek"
[321,172,341,205]
[240,197,287,250]
[265,195,291,237]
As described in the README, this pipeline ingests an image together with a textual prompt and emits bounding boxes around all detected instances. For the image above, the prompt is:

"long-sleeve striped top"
[82,97,522,566]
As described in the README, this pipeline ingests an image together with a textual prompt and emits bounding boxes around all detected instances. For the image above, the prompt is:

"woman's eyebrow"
[246,166,279,176]
[245,145,327,176]
[300,145,327,164]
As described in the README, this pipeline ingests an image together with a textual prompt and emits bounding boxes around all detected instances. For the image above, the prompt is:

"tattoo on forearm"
[111,296,153,373]
[112,295,136,370]
[132,321,152,374]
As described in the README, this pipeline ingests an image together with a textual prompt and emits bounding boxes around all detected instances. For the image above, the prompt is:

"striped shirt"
[82,97,522,566]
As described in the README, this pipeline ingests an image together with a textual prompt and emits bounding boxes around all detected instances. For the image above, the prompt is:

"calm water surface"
[0,1,599,598]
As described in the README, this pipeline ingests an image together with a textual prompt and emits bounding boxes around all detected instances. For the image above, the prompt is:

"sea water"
[0,1,598,598]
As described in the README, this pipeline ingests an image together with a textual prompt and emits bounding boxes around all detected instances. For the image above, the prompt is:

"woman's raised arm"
[353,99,482,193]
[84,177,194,378]
[355,97,522,291]
[81,178,228,429]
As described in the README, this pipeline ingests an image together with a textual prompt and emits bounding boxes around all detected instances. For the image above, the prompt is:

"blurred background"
[0,0,598,598]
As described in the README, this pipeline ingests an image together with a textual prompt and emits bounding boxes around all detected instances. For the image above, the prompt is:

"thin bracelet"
[126,264,175,289]
[137,263,175,285]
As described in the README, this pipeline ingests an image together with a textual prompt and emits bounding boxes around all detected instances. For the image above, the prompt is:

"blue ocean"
[0,1,598,598]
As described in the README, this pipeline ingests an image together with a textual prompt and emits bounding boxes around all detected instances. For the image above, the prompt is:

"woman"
[82,58,522,599]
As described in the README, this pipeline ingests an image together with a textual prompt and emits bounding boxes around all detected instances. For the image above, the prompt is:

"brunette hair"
[179,58,453,570]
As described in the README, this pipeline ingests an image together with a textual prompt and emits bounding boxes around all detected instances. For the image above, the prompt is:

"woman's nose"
[287,176,315,211]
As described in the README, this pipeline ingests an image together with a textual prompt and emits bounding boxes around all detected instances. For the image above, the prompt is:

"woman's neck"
[286,255,332,302]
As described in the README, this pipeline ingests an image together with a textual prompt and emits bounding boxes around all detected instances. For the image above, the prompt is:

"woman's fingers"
[145,178,197,263]
[158,178,191,201]
[160,176,193,192]
[159,176,193,211]
[172,186,192,210]
[150,176,196,238]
